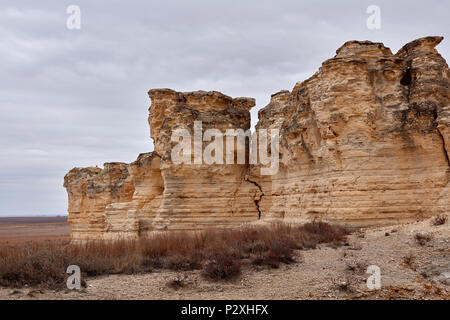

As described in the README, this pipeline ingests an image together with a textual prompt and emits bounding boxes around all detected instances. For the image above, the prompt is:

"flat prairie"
[0,217,448,300]
[0,216,70,243]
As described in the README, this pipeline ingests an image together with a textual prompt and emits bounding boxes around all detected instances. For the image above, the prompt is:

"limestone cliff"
[147,89,261,231]
[253,36,450,226]
[64,36,449,241]
[64,163,136,241]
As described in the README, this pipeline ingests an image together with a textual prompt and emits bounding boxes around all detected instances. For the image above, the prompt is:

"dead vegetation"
[402,253,415,268]
[431,214,448,226]
[0,221,349,289]
[166,274,190,290]
[345,260,368,275]
[202,253,242,280]
[414,232,432,246]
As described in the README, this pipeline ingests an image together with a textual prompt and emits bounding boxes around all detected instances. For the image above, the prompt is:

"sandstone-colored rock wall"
[64,163,135,241]
[64,36,449,240]
[148,89,260,231]
[253,36,450,226]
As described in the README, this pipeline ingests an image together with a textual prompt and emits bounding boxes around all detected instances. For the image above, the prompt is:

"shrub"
[166,274,189,290]
[431,214,448,226]
[297,221,349,245]
[414,233,432,246]
[403,253,415,267]
[241,240,269,255]
[252,238,296,268]
[202,253,241,280]
[164,253,202,271]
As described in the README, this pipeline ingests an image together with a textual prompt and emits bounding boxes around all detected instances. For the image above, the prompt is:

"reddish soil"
[0,216,70,244]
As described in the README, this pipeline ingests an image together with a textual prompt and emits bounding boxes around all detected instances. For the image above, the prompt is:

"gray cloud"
[0,0,448,216]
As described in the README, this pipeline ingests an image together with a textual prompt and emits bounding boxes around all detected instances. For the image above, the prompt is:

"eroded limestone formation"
[252,36,450,226]
[64,36,449,241]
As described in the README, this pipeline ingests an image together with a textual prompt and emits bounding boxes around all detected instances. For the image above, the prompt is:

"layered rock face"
[148,89,261,231]
[64,155,164,241]
[64,36,449,241]
[64,90,261,240]
[64,163,136,241]
[253,36,450,226]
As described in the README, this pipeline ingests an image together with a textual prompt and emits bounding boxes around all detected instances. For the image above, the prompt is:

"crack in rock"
[245,177,264,219]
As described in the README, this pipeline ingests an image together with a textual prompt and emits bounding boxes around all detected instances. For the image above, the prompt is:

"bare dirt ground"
[0,216,70,243]
[0,217,448,300]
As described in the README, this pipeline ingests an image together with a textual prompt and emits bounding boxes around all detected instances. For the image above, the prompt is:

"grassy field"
[0,221,348,289]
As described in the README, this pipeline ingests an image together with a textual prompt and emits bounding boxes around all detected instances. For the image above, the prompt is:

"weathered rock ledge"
[64,37,449,241]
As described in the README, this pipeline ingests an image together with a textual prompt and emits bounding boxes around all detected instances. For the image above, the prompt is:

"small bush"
[403,253,415,267]
[252,238,296,268]
[431,214,448,226]
[345,261,368,275]
[164,253,202,271]
[241,240,269,255]
[414,233,432,246]
[166,274,189,290]
[298,221,349,245]
[202,254,241,280]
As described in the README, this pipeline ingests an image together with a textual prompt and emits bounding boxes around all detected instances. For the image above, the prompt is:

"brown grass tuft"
[202,253,241,280]
[414,232,432,246]
[403,253,415,267]
[431,214,448,226]
[166,274,190,290]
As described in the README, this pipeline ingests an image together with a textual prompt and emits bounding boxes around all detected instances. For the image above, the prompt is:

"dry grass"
[414,232,432,246]
[431,214,448,226]
[402,253,415,267]
[252,238,297,268]
[202,252,242,280]
[166,274,190,290]
[0,221,349,288]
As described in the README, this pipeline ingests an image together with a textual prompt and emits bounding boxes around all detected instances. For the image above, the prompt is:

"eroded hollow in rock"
[400,68,412,86]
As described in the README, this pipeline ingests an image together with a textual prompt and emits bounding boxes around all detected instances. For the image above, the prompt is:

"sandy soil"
[0,217,448,300]
[0,216,70,243]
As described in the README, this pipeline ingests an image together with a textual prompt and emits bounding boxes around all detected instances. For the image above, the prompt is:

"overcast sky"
[0,0,448,216]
